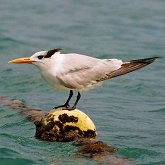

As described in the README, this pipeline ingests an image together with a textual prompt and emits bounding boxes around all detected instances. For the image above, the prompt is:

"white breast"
[40,54,70,90]
[41,70,68,90]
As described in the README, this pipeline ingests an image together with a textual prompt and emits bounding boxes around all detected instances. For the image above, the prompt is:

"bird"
[9,48,158,110]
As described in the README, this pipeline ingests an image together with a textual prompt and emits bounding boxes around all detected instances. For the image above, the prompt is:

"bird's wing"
[56,55,158,90]
[100,57,158,80]
[55,54,123,90]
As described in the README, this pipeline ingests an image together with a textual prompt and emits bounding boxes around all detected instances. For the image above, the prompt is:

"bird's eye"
[37,55,44,59]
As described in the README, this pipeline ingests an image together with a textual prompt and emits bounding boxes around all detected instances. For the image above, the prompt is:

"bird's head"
[8,48,61,70]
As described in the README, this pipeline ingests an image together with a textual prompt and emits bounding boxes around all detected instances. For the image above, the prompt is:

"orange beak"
[8,57,33,64]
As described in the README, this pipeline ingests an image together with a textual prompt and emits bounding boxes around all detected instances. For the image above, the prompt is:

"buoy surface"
[35,108,97,142]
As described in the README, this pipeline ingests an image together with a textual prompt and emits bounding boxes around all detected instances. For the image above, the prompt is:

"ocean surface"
[0,0,165,164]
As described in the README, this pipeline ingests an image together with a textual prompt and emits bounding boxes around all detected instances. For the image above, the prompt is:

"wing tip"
[129,56,161,64]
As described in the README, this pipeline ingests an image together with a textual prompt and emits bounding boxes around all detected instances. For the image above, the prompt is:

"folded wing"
[57,55,158,90]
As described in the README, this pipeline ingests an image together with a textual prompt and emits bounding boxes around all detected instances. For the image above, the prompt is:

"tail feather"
[107,57,159,79]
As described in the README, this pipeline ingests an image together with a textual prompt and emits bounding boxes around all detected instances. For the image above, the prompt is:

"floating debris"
[0,96,134,164]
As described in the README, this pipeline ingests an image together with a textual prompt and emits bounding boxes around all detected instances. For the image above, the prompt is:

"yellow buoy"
[34,108,97,142]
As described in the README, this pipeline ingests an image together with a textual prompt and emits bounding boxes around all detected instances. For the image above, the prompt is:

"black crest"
[45,48,61,58]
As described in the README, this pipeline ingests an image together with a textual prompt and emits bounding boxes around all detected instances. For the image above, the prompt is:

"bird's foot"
[53,104,76,111]
[61,106,76,111]
[53,104,70,110]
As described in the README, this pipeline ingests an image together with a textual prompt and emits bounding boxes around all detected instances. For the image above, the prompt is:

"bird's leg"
[62,92,81,111]
[64,90,73,107]
[54,90,73,109]
[56,91,81,111]
[71,92,81,110]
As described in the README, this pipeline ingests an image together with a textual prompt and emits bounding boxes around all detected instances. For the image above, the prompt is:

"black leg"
[71,92,81,110]
[54,90,73,109]
[64,90,73,107]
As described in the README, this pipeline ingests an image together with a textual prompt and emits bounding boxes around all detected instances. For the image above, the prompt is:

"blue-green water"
[0,0,165,164]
